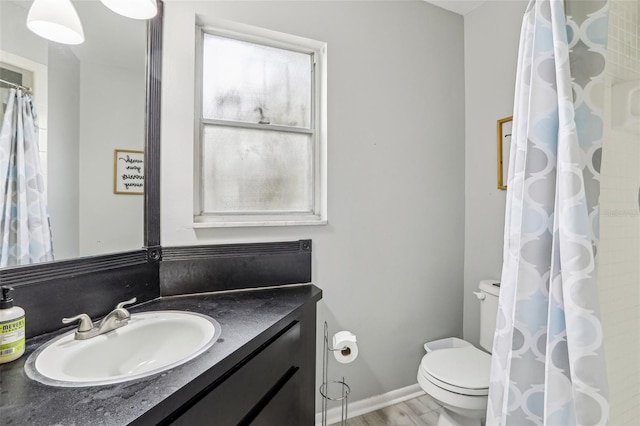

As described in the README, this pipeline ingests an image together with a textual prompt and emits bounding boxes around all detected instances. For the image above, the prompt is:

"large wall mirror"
[0,0,161,278]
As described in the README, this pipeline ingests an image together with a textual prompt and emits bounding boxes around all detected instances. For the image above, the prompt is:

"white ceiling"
[423,0,487,15]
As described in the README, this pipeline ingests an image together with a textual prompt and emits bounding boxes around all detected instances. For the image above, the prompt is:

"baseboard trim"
[315,383,424,425]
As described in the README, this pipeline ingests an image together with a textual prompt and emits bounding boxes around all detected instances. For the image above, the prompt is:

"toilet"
[417,280,500,426]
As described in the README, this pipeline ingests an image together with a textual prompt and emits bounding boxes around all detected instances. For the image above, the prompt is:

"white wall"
[78,61,145,255]
[161,0,465,405]
[462,0,527,347]
[0,1,47,64]
[48,45,81,260]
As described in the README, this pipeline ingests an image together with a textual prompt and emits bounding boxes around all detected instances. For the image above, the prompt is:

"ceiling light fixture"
[99,0,158,20]
[26,0,85,45]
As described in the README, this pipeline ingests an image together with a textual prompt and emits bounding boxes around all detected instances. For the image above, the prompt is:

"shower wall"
[598,0,640,424]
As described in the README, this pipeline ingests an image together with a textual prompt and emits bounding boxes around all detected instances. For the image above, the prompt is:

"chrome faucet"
[62,297,137,340]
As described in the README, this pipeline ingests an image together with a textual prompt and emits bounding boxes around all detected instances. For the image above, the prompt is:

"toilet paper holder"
[320,321,351,426]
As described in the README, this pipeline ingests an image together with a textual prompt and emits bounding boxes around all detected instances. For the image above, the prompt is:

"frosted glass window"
[202,33,312,129]
[196,25,326,226]
[201,125,312,213]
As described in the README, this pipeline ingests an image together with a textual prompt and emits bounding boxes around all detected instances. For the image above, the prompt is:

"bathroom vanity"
[0,283,321,425]
[0,3,322,424]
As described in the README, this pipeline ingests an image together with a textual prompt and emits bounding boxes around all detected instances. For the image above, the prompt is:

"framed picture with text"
[114,149,144,195]
[497,116,512,190]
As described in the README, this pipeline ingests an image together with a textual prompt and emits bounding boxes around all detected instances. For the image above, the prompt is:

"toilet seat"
[419,346,491,396]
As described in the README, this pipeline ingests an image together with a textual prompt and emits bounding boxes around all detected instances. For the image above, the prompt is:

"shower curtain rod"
[0,78,32,93]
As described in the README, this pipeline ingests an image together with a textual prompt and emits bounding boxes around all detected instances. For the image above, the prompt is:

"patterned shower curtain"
[487,0,609,425]
[0,88,53,267]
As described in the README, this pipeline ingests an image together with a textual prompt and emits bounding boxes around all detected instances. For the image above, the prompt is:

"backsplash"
[2,253,159,338]
[3,240,312,339]
[159,240,312,296]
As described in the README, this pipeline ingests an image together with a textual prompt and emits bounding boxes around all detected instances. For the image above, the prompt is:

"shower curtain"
[0,88,53,267]
[487,0,610,425]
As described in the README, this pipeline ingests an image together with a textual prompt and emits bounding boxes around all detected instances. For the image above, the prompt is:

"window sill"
[192,216,328,228]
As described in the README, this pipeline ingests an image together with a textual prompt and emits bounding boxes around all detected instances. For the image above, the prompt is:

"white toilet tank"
[477,280,500,352]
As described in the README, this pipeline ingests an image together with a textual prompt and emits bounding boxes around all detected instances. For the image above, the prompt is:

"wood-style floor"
[329,394,442,426]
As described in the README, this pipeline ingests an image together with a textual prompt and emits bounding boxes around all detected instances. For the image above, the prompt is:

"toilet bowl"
[416,280,500,426]
[417,339,490,426]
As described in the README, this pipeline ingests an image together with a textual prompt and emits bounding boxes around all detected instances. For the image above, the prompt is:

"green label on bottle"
[0,316,25,357]
[1,317,25,333]
[0,339,25,356]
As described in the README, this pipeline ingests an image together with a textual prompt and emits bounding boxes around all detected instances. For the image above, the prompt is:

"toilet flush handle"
[473,291,486,300]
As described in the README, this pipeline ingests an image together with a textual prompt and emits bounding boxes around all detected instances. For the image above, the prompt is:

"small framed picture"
[114,149,144,195]
[497,116,512,190]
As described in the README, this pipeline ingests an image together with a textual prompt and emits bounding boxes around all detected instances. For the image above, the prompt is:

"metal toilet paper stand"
[320,321,351,426]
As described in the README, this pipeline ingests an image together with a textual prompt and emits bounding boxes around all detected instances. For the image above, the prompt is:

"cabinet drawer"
[170,321,301,425]
[250,367,301,426]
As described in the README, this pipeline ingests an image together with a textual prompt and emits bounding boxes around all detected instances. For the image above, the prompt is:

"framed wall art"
[497,116,512,190]
[114,149,144,195]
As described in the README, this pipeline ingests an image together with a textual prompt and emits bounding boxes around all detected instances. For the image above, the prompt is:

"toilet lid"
[420,346,491,391]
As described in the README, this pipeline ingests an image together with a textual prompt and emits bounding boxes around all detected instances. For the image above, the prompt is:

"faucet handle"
[114,297,137,319]
[115,297,137,310]
[62,314,94,332]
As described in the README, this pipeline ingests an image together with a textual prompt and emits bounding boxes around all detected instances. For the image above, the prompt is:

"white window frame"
[193,20,327,228]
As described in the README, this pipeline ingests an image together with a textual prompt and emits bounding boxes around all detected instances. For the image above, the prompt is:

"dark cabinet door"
[249,368,301,426]
[169,322,301,426]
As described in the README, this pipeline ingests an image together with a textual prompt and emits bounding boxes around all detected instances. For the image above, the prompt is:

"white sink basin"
[24,311,220,387]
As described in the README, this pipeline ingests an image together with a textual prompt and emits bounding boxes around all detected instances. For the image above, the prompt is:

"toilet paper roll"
[332,331,358,364]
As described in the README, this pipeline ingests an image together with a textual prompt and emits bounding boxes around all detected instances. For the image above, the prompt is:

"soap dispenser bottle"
[0,286,25,364]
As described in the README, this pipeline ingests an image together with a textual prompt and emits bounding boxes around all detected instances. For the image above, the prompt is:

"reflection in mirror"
[0,0,146,266]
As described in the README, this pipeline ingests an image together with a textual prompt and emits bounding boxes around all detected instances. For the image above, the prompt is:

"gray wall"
[462,0,528,346]
[160,0,465,406]
[48,45,81,260]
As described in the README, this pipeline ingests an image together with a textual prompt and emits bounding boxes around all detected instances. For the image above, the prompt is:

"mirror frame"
[0,2,162,286]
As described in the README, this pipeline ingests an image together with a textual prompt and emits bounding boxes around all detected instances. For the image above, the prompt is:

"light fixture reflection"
[100,0,158,20]
[26,0,85,45]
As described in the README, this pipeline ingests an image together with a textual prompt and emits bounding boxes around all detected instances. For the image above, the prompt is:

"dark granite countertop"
[0,283,322,425]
